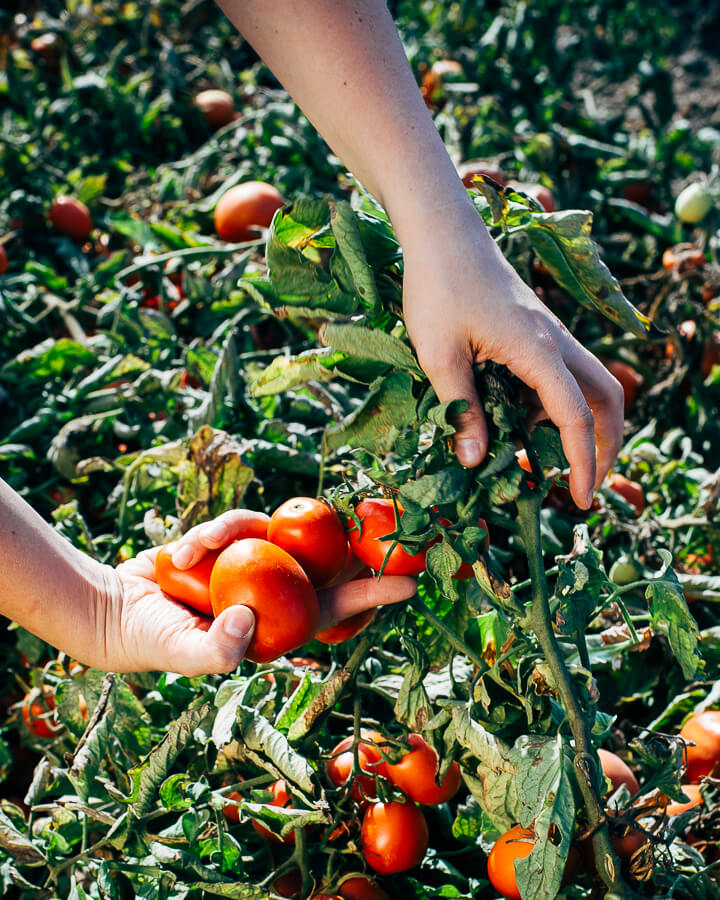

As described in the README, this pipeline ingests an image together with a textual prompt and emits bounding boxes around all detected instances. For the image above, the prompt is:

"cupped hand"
[103,510,416,676]
[400,202,625,509]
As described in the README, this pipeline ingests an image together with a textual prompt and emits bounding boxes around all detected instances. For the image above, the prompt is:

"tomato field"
[1,0,720,898]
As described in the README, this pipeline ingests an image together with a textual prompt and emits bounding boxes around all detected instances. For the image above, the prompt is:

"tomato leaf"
[555,524,610,635]
[321,322,424,377]
[646,551,701,680]
[329,200,382,318]
[249,347,349,397]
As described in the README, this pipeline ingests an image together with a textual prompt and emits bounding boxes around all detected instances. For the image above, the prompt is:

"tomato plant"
[210,539,320,663]
[360,801,429,875]
[251,779,295,843]
[267,497,348,587]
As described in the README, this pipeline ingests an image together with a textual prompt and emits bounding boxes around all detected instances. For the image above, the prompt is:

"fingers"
[562,342,625,487]
[171,510,270,569]
[420,348,489,468]
[163,606,256,677]
[317,575,416,631]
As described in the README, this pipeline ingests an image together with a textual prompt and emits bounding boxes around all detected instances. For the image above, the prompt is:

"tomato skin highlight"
[268,497,348,587]
[361,801,429,875]
[680,710,720,782]
[251,779,295,844]
[210,539,320,664]
[348,498,427,575]
[338,875,391,900]
[487,825,534,900]
[316,609,376,644]
[598,748,639,796]
[385,733,462,806]
[155,543,221,616]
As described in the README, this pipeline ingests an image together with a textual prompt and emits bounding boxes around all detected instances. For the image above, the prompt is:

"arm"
[217,0,624,507]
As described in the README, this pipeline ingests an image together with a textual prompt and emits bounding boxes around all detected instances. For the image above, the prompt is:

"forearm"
[0,478,115,666]
[216,0,482,247]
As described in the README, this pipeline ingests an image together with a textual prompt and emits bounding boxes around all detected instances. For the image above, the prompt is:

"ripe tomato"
[22,691,60,739]
[272,869,302,898]
[385,733,462,806]
[326,731,388,801]
[155,544,222,616]
[223,790,243,824]
[680,710,720,782]
[0,244,7,275]
[598,748,639,796]
[348,498,427,576]
[49,196,93,242]
[662,243,705,272]
[338,875,391,900]
[606,473,645,516]
[194,89,235,128]
[210,539,320,664]
[487,825,535,900]
[361,801,429,875]
[603,360,642,412]
[664,783,703,816]
[316,609,376,644]
[268,497,348,587]
[251,779,295,844]
[214,181,284,242]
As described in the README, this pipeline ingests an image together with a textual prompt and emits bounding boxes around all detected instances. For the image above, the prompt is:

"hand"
[400,201,625,510]
[101,510,416,676]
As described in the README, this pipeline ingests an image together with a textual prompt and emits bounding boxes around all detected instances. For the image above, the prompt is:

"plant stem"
[410,594,487,671]
[515,494,638,899]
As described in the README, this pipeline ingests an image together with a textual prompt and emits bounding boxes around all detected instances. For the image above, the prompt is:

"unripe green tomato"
[609,557,641,585]
[675,183,714,224]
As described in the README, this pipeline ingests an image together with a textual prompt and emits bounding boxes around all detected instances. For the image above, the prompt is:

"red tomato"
[680,710,720,782]
[268,497,348,587]
[603,360,642,412]
[194,89,235,128]
[316,609,376,644]
[326,731,389,801]
[155,544,222,616]
[361,801,429,875]
[487,825,534,900]
[348,498,427,575]
[223,790,243,824]
[0,244,7,275]
[598,748,639,796]
[251,779,295,844]
[210,539,320,664]
[272,869,302,898]
[21,690,60,739]
[49,196,93,242]
[384,733,461,806]
[214,181,284,242]
[606,473,645,516]
[664,783,703,816]
[339,875,391,900]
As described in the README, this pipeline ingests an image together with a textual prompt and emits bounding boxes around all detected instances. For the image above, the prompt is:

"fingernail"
[171,544,194,569]
[223,606,255,639]
[203,521,228,542]
[586,489,594,508]
[454,439,482,467]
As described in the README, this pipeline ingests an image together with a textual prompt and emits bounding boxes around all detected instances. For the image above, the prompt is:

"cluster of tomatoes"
[224,728,462,897]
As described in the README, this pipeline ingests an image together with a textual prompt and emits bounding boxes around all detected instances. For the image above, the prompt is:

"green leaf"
[555,525,610,635]
[3,338,97,380]
[425,541,461,603]
[67,675,119,802]
[329,200,382,317]
[321,322,423,377]
[275,672,325,735]
[325,371,418,454]
[525,211,655,338]
[0,810,46,867]
[235,707,315,795]
[249,347,349,397]
[399,468,468,509]
[647,551,701,680]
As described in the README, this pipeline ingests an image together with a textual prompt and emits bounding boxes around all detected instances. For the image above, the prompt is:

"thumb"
[425,355,488,468]
[164,606,256,677]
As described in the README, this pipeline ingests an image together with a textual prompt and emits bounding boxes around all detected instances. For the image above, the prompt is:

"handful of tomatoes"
[154,496,448,664]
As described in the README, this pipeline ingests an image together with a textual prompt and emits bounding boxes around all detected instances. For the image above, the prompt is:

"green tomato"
[675,183,714,224]
[609,557,642,585]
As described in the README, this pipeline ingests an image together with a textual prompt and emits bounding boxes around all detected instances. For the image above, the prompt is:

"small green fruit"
[675,182,714,224]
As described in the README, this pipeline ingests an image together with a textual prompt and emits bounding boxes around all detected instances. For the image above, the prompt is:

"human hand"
[400,201,625,509]
[102,510,416,676]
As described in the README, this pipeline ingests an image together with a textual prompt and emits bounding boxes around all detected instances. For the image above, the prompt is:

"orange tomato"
[268,497,348,587]
[214,181,284,242]
[664,783,703,816]
[680,710,720,782]
[49,196,93,242]
[194,89,235,128]
[21,690,60,739]
[223,790,244,824]
[606,473,645,516]
[210,539,320,664]
[487,825,535,900]
[384,734,462,806]
[155,544,222,616]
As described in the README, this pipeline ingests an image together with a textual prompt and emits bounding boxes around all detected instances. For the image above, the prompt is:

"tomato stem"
[410,594,487,671]
[516,494,639,899]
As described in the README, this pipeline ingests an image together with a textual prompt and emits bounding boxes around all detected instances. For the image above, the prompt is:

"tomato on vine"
[21,690,61,739]
[251,779,295,844]
[360,801,429,874]
[210,539,320,663]
[338,876,391,900]
[348,498,427,575]
[268,497,348,587]
[384,733,462,805]
[326,731,389,800]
